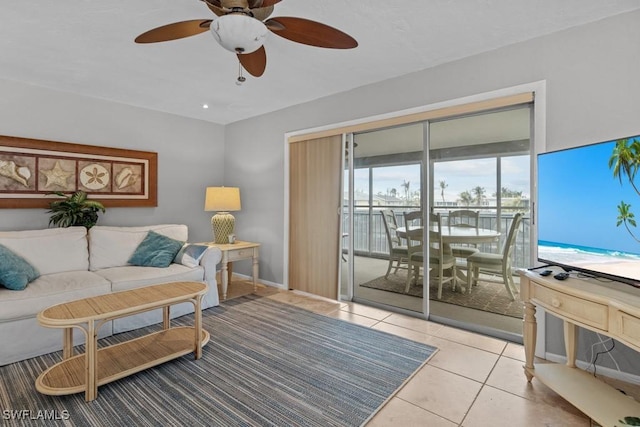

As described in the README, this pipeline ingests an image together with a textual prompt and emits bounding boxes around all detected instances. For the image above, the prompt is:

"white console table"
[520,269,640,425]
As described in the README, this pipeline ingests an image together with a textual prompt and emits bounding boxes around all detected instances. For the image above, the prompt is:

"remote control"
[540,270,553,276]
[554,272,569,280]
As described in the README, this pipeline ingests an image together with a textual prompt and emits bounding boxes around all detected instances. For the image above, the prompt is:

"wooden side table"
[204,241,260,300]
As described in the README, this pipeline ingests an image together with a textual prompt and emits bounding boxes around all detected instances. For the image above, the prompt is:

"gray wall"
[225,9,640,374]
[0,79,225,243]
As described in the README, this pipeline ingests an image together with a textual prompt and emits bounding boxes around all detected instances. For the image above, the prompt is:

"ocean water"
[538,240,640,266]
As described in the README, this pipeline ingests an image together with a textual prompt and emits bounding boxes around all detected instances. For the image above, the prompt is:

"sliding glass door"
[342,104,532,337]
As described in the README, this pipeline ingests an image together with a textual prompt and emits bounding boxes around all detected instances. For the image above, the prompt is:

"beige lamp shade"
[205,187,241,244]
[204,187,241,212]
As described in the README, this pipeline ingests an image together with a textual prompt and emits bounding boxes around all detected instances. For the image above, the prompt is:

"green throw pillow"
[0,244,40,290]
[128,231,184,268]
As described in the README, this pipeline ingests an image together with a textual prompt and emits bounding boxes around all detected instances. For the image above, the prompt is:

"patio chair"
[467,212,524,300]
[403,210,422,228]
[404,212,456,299]
[381,210,409,278]
[447,209,481,276]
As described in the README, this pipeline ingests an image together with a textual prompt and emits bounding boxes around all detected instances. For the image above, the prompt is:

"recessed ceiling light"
[202,103,209,109]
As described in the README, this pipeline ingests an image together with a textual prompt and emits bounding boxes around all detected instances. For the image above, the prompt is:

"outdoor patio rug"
[361,272,524,318]
[0,294,437,427]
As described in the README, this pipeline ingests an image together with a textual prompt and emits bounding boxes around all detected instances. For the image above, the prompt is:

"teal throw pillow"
[0,244,40,290]
[174,244,209,268]
[128,231,185,268]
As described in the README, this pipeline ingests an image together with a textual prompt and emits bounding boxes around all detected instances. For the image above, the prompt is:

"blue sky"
[538,138,640,255]
[349,155,530,201]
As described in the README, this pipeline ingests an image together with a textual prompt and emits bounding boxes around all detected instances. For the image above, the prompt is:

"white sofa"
[0,224,222,366]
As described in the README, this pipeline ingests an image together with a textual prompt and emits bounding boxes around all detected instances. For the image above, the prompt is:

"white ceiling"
[2,1,639,125]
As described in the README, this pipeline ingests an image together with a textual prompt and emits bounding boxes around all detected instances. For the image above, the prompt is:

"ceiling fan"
[135,0,358,82]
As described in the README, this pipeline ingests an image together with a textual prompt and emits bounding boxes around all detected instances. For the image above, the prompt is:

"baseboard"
[545,352,640,386]
[230,273,286,290]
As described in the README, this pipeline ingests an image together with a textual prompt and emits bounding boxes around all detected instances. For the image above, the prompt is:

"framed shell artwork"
[0,135,157,208]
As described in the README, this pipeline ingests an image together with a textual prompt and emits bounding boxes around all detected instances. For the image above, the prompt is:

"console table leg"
[523,300,537,382]
[564,321,578,368]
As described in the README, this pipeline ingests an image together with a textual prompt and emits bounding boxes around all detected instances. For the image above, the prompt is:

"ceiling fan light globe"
[210,14,268,54]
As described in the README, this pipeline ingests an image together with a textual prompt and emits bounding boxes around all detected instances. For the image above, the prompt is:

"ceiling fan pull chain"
[237,61,246,85]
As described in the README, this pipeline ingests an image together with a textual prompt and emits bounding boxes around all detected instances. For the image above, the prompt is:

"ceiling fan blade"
[238,46,267,77]
[265,17,357,49]
[134,20,212,43]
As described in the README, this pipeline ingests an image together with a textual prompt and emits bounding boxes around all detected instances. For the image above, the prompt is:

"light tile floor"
[221,277,635,427]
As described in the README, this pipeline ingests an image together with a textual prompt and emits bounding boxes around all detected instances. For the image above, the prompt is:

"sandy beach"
[575,259,640,282]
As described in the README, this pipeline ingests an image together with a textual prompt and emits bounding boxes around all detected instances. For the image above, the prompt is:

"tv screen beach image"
[538,136,640,284]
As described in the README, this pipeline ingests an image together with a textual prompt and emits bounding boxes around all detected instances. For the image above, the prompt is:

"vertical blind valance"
[288,92,534,144]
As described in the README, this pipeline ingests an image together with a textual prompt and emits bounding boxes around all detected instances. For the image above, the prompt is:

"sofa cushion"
[0,271,111,322]
[0,227,89,275]
[128,231,184,268]
[88,224,188,271]
[95,264,204,293]
[174,243,209,268]
[0,244,40,290]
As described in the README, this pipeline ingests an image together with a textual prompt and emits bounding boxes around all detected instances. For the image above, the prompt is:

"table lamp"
[204,187,241,244]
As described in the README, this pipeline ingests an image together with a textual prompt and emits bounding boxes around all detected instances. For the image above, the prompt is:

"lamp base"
[211,212,235,244]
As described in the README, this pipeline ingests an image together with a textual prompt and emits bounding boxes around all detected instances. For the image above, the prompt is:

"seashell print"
[0,160,30,187]
[115,167,139,189]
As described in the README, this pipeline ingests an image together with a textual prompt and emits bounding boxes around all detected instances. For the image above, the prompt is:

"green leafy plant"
[619,416,640,426]
[47,190,106,229]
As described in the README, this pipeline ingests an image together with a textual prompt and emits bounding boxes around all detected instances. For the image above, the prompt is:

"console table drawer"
[531,283,608,330]
[612,309,640,350]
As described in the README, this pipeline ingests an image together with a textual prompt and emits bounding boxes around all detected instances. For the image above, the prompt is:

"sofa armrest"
[200,246,222,287]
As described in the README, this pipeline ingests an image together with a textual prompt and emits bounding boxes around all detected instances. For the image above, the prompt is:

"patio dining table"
[396,225,501,245]
[396,225,501,290]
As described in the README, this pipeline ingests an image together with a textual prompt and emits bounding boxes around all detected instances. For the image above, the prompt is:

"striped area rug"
[0,295,436,427]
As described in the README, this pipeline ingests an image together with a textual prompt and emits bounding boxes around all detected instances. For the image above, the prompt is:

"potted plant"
[47,190,106,229]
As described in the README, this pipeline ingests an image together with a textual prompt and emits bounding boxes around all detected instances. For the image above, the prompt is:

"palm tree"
[439,180,448,203]
[609,138,640,196]
[610,138,640,243]
[472,186,485,206]
[401,180,410,202]
[459,191,473,206]
[616,201,640,242]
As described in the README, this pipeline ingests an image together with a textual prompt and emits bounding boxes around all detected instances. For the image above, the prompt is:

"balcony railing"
[345,209,531,269]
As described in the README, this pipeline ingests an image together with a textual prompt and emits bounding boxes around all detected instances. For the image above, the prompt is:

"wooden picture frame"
[0,135,157,208]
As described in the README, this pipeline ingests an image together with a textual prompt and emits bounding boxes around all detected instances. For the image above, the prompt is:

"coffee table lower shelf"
[36,327,210,396]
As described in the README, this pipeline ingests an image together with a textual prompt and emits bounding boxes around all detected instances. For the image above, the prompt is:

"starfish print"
[40,161,73,189]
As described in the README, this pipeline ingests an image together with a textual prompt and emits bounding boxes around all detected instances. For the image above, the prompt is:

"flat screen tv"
[537,134,640,288]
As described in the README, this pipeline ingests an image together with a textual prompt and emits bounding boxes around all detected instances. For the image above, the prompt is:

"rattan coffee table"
[35,281,209,401]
